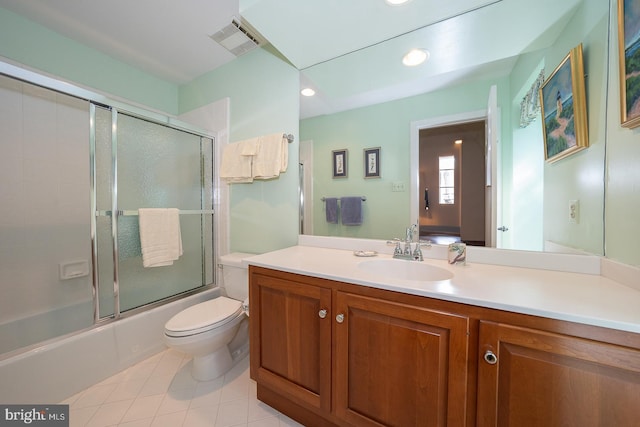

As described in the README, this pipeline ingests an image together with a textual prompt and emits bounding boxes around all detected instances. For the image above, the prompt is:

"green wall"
[180,49,300,254]
[605,0,640,267]
[300,77,511,240]
[0,6,178,114]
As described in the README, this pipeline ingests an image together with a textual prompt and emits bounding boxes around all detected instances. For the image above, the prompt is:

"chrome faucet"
[388,224,430,261]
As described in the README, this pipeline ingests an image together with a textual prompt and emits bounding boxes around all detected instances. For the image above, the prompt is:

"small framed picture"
[364,147,380,178]
[332,149,348,178]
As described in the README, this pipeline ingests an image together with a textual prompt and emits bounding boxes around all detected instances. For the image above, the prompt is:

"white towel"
[253,133,288,179]
[139,208,183,268]
[220,138,259,183]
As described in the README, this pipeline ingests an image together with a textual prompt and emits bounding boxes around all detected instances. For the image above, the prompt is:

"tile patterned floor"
[61,349,304,427]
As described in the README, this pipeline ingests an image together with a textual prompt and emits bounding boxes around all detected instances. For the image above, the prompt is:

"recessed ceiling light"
[301,88,316,97]
[385,0,411,5]
[402,48,429,66]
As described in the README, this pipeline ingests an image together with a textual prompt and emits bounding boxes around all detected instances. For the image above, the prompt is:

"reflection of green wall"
[300,77,510,240]
[509,0,608,255]
[606,0,640,267]
[302,0,609,257]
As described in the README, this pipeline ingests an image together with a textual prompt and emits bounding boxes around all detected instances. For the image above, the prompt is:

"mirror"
[299,0,608,256]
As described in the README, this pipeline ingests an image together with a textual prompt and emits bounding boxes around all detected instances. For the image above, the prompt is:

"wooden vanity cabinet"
[334,291,471,427]
[249,268,333,415]
[250,265,640,427]
[249,266,473,427]
[476,320,640,426]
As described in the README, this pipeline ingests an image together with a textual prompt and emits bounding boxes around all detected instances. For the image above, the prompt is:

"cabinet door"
[250,272,332,412]
[477,321,640,426]
[334,291,470,427]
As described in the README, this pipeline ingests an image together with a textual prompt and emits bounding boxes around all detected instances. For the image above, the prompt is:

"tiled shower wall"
[0,75,93,354]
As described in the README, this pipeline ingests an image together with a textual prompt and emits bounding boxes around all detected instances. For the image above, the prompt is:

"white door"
[486,85,506,248]
[299,139,314,235]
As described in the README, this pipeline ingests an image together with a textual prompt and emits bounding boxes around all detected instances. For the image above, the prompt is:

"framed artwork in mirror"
[618,0,640,128]
[332,149,348,178]
[364,147,380,178]
[539,44,589,163]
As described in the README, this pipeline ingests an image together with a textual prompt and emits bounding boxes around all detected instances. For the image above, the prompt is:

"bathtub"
[0,288,219,404]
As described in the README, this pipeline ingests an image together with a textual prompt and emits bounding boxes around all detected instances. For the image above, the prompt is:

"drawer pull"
[318,309,327,319]
[484,350,498,365]
[336,313,345,323]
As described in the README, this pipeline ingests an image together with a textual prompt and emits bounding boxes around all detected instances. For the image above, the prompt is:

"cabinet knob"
[318,309,327,319]
[484,350,498,365]
[336,313,345,323]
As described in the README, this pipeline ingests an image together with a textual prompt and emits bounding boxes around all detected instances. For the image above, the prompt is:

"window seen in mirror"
[439,155,455,204]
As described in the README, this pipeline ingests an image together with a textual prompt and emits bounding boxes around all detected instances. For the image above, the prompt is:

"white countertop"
[246,244,640,334]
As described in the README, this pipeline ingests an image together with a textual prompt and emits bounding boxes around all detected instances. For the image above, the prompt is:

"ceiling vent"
[210,18,262,57]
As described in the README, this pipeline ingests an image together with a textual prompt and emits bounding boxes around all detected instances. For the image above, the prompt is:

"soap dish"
[353,250,378,257]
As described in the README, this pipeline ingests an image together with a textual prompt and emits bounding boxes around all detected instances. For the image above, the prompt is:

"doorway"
[419,121,487,246]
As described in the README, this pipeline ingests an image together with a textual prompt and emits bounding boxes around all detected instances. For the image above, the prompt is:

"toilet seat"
[165,297,243,337]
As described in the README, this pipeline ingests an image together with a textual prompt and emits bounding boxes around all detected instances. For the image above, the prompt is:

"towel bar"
[97,209,215,217]
[321,196,367,202]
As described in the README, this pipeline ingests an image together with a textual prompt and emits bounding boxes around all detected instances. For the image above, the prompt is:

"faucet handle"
[411,243,424,261]
[386,238,403,255]
[418,239,432,248]
[386,238,402,246]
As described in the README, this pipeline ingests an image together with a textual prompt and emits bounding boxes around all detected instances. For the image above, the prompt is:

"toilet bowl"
[164,252,252,381]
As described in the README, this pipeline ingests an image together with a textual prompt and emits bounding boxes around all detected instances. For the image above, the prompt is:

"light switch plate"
[392,181,405,192]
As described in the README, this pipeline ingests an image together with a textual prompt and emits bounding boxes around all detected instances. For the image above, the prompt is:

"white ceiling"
[0,0,583,118]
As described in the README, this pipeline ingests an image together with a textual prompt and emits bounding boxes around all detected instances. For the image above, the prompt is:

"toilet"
[164,252,252,381]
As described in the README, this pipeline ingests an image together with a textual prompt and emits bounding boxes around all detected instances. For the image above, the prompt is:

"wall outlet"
[569,200,579,224]
[392,181,405,192]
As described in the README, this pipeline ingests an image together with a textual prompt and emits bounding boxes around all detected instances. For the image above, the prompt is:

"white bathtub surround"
[251,240,640,334]
[0,288,219,404]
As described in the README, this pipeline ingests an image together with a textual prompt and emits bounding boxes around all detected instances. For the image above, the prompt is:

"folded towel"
[139,208,183,268]
[325,198,339,224]
[253,133,287,179]
[220,138,259,183]
[340,197,363,226]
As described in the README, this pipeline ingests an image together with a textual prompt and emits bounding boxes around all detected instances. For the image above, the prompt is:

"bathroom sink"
[358,259,453,282]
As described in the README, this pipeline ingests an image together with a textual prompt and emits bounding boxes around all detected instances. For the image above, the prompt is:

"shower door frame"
[1,61,220,328]
[90,106,217,322]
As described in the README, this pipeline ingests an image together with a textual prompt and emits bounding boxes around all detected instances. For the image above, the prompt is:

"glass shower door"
[94,107,214,319]
[116,113,212,311]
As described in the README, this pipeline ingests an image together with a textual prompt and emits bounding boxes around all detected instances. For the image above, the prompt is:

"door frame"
[410,110,488,239]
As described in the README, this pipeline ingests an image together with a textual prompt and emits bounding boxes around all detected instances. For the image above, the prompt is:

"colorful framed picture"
[332,149,348,178]
[618,0,640,128]
[364,147,380,178]
[539,44,589,163]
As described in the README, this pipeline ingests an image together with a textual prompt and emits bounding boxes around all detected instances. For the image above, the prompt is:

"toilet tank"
[219,252,253,301]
